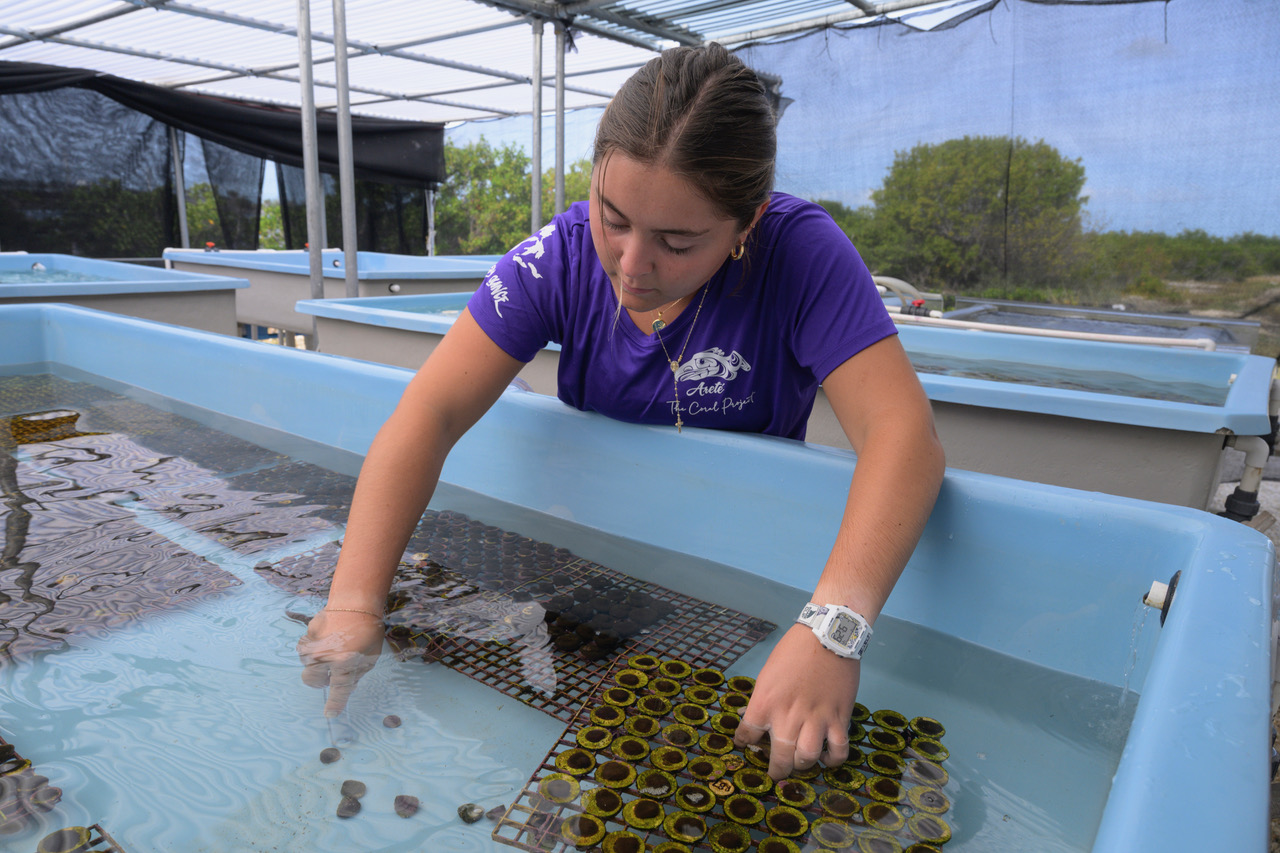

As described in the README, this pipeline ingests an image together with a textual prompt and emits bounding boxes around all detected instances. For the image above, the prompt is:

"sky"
[439,0,1279,239]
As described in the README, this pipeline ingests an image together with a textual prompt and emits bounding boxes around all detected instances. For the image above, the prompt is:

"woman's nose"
[616,235,653,278]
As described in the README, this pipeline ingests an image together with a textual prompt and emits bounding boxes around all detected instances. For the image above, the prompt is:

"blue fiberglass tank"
[0,252,245,335]
[163,248,499,337]
[945,298,1261,353]
[294,292,1276,510]
[0,302,1272,852]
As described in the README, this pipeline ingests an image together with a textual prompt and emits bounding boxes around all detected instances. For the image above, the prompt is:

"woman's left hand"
[733,623,860,780]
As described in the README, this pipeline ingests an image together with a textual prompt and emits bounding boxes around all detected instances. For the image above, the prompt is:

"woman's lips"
[620,280,655,297]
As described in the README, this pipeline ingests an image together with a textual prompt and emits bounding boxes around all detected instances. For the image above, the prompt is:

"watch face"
[827,613,860,650]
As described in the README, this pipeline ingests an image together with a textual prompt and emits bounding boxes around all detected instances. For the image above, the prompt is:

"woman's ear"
[741,198,770,243]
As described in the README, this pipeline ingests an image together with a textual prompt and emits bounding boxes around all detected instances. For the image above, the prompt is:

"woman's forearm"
[324,406,453,613]
[321,310,527,614]
[812,416,944,623]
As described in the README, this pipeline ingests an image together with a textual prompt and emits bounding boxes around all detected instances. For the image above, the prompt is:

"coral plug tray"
[493,654,954,853]
[1,738,127,853]
[0,735,64,836]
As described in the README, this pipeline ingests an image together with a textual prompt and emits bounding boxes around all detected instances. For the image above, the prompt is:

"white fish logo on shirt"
[510,222,555,280]
[512,256,543,279]
[675,348,751,382]
[521,222,555,259]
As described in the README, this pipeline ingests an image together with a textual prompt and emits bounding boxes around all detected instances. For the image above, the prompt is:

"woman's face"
[590,151,750,313]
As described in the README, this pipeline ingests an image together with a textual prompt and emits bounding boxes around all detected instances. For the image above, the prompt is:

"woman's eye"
[662,242,692,256]
[601,214,627,232]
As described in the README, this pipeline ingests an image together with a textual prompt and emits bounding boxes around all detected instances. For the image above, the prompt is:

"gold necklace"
[653,284,710,432]
[650,294,689,333]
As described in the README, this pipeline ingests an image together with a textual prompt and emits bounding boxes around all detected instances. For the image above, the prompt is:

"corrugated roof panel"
[75,13,315,71]
[0,39,201,82]
[0,0,980,123]
[316,52,509,92]
[645,0,861,37]
[337,0,525,45]
[186,74,330,107]
[396,27,537,79]
[0,0,137,35]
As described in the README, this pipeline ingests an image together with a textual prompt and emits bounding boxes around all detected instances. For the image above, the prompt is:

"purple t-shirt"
[467,192,896,440]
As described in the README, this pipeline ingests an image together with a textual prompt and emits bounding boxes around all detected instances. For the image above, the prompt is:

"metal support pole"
[530,19,544,233]
[296,0,324,350]
[169,126,190,249]
[332,0,359,299]
[555,22,566,215]
[426,188,436,255]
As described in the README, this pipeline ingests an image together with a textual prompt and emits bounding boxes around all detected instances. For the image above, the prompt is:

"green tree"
[812,198,879,253]
[541,158,592,220]
[434,138,536,255]
[434,138,594,255]
[185,181,221,249]
[259,199,285,249]
[866,136,1088,291]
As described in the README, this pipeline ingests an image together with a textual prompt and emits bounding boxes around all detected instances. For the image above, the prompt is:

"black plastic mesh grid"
[1,375,774,721]
[0,735,65,836]
[384,511,776,721]
[491,656,954,853]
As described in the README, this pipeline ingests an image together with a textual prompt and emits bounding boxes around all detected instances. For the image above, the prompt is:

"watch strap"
[795,602,827,628]
[796,602,872,660]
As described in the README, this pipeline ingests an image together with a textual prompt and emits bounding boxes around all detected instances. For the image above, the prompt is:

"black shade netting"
[736,0,1280,291]
[0,87,176,257]
[0,61,446,188]
[277,163,427,255]
[200,138,264,251]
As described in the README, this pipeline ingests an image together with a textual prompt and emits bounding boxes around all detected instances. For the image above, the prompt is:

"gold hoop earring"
[730,242,745,261]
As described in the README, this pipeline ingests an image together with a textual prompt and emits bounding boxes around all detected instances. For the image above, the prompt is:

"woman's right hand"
[297,610,387,718]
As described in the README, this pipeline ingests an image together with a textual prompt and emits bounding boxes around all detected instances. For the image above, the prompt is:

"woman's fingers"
[295,612,386,715]
[323,653,375,717]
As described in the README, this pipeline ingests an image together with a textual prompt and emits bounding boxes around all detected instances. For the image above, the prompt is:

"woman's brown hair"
[592,42,776,231]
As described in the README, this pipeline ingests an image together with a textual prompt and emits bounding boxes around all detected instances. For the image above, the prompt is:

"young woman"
[298,43,944,780]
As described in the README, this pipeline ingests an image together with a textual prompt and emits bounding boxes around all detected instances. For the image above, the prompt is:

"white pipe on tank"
[888,311,1218,351]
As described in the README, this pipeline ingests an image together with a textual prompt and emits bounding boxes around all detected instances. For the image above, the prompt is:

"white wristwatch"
[796,603,873,660]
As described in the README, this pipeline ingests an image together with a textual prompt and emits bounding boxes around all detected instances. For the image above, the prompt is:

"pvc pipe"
[1142,570,1180,626]
[1143,579,1170,611]
[1226,434,1270,495]
[873,275,930,302]
[888,311,1219,351]
[884,304,944,319]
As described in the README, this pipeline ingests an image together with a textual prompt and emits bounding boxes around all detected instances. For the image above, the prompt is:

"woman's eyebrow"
[600,193,711,238]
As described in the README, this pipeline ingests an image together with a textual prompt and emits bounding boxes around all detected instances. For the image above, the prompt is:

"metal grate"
[384,510,776,721]
[492,656,955,852]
